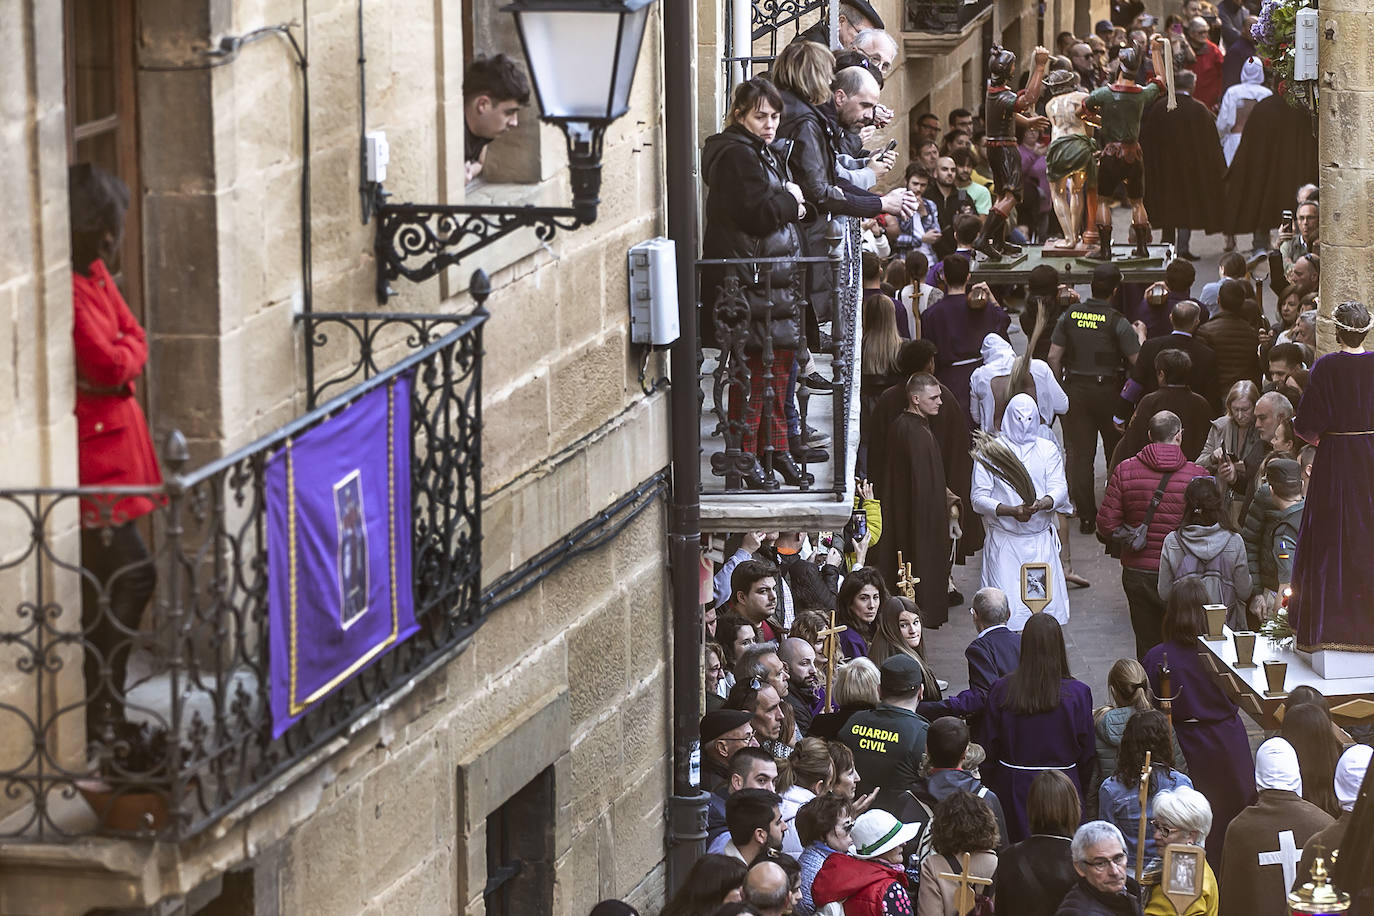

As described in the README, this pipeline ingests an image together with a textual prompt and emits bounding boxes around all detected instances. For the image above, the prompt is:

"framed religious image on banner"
[1161,844,1204,913]
[1021,561,1051,614]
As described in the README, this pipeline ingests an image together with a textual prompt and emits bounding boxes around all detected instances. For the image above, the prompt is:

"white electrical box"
[1294,8,1318,81]
[365,130,390,183]
[627,237,680,348]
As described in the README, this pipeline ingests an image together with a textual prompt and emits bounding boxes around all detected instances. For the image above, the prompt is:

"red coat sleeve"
[72,264,148,389]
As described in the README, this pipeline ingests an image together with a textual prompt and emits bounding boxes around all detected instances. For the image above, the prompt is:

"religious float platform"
[970,242,1174,286]
[1194,623,1374,729]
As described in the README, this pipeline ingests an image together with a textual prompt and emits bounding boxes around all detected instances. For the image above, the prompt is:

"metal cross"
[1258,829,1303,892]
[937,851,993,916]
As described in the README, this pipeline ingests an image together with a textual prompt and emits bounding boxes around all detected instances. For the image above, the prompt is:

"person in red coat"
[70,163,162,741]
[811,808,919,915]
[1095,410,1207,659]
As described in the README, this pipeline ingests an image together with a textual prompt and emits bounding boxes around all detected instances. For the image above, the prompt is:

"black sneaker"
[790,437,829,463]
[802,372,836,392]
[804,426,831,448]
[1079,518,1096,536]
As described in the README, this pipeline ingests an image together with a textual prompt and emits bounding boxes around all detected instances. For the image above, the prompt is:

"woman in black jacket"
[702,77,812,488]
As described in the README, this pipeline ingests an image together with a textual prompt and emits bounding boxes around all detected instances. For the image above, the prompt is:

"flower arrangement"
[1261,604,1295,650]
[1251,0,1319,112]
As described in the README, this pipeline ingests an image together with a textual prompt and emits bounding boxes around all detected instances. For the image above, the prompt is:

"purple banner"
[265,374,417,738]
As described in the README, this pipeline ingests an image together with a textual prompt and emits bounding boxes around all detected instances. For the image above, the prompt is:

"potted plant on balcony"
[76,722,171,833]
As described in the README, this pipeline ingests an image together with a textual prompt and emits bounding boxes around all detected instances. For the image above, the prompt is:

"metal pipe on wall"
[663,0,710,897]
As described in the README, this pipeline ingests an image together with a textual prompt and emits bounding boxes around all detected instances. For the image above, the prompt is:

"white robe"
[1217,57,1272,165]
[971,395,1072,630]
[968,334,1070,436]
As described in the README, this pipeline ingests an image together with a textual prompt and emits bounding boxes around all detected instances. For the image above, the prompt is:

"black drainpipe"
[663,0,709,897]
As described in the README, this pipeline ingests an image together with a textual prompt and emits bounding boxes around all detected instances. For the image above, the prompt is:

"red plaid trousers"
[726,350,793,455]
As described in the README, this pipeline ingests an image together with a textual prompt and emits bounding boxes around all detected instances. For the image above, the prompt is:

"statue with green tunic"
[1083,34,1170,260]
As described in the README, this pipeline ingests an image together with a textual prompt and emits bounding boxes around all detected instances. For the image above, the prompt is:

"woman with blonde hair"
[772,39,835,106]
[866,595,942,700]
[809,657,880,740]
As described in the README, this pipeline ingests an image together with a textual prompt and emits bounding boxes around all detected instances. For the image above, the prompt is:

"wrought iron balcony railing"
[696,224,860,500]
[0,314,484,841]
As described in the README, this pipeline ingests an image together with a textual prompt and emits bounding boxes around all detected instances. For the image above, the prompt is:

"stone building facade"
[0,1,671,913]
[0,0,1123,913]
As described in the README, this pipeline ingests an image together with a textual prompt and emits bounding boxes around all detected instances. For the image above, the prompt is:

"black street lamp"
[372,0,657,302]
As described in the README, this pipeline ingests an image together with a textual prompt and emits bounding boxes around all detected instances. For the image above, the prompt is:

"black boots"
[1095,223,1112,261]
[1131,222,1151,258]
[773,452,815,487]
[975,211,1005,261]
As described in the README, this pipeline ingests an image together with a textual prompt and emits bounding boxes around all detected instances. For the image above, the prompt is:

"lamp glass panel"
[610,5,651,117]
[517,10,620,119]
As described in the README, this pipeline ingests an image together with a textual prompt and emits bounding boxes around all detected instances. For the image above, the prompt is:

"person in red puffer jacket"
[811,808,919,916]
[1096,409,1206,661]
[70,163,163,742]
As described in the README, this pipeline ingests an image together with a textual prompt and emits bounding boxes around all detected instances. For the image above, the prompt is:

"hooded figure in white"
[1216,57,1272,165]
[969,334,1069,436]
[970,394,1072,629]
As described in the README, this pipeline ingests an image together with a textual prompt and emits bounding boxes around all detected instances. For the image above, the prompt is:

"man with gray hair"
[917,587,1021,753]
[851,28,899,75]
[1055,821,1142,915]
[735,642,790,704]
[1097,410,1208,659]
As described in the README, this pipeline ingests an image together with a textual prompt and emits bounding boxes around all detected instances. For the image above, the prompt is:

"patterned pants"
[727,349,793,455]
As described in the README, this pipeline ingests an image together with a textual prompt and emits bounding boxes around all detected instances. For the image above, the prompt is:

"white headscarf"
[1255,737,1303,794]
[1002,393,1040,448]
[1241,56,1264,86]
[1336,744,1372,812]
[980,333,1016,376]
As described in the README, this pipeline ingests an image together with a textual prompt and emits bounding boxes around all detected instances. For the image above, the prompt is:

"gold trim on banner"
[289,379,402,716]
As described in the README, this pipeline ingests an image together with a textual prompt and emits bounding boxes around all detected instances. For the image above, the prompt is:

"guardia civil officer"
[838,655,930,810]
[1048,262,1140,531]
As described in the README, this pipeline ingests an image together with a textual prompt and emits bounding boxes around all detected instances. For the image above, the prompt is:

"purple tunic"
[1143,639,1256,870]
[920,294,1011,422]
[982,676,1095,842]
[1291,350,1374,652]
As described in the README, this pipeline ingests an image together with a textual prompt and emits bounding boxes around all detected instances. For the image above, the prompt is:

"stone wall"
[0,0,677,912]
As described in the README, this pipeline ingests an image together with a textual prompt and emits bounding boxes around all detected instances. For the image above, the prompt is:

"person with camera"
[1094,411,1208,660]
[1274,199,1319,278]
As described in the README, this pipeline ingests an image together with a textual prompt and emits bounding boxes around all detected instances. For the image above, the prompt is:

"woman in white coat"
[971,394,1071,630]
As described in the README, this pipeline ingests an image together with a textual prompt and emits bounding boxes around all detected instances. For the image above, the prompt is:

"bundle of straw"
[971,429,1036,506]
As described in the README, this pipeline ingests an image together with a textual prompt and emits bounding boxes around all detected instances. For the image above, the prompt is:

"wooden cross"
[896,550,919,601]
[1157,653,1176,747]
[1136,750,1152,883]
[937,851,993,916]
[817,610,848,713]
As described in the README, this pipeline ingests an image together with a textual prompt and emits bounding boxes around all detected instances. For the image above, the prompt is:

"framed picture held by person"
[1162,844,1204,912]
[1020,562,1052,613]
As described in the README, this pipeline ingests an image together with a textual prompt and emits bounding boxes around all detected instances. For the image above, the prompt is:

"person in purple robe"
[920,254,1011,423]
[1143,577,1256,871]
[982,613,1096,842]
[1291,300,1374,653]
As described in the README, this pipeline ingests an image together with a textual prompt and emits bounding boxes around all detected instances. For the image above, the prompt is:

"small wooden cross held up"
[937,851,992,916]
[817,610,848,713]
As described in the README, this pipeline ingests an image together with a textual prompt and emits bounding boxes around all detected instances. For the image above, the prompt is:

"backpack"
[1174,538,1232,611]
[887,790,936,892]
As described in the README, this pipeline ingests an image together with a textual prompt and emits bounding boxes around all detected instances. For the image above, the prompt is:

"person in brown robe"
[871,373,956,627]
[1293,744,1370,891]
[1111,349,1214,469]
[1220,737,1335,916]
[869,341,983,569]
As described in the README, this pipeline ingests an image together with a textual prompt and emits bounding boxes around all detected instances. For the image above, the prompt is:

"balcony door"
[64,0,143,325]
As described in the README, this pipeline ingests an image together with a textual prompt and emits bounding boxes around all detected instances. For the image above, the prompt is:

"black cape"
[1224,94,1317,233]
[869,382,984,566]
[1140,94,1228,232]
[871,411,952,626]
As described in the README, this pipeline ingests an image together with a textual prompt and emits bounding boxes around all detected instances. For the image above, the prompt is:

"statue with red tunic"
[1082,35,1170,260]
[973,44,1052,261]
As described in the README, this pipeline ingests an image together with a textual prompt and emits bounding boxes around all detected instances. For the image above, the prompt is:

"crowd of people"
[652,1,1374,914]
